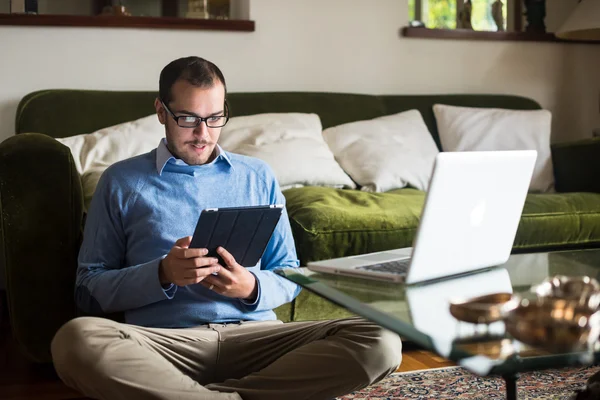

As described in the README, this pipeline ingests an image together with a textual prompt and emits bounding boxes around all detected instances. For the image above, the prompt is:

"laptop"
[307,150,537,285]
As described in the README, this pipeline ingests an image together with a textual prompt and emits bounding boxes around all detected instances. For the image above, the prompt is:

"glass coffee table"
[277,249,600,400]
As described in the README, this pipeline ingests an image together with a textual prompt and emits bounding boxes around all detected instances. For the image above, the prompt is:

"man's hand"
[200,247,258,301]
[159,236,221,287]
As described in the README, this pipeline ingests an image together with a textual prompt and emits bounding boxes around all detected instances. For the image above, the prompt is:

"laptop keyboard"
[357,259,411,275]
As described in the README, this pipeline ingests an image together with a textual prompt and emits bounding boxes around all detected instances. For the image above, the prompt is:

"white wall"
[0,0,598,144]
[545,0,578,33]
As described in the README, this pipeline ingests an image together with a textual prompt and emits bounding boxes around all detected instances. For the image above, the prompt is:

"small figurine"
[187,0,209,19]
[457,0,473,30]
[101,0,131,16]
[209,0,230,20]
[491,0,504,31]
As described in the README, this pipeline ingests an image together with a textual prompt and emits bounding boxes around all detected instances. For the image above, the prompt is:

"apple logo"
[470,200,486,227]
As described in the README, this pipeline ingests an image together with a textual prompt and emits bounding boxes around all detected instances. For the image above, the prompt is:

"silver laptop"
[307,150,537,285]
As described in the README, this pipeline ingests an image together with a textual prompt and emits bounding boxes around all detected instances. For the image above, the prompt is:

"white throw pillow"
[322,110,439,192]
[56,114,165,208]
[219,113,355,190]
[433,104,554,192]
[55,134,87,175]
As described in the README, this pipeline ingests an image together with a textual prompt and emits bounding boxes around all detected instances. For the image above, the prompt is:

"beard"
[167,138,217,166]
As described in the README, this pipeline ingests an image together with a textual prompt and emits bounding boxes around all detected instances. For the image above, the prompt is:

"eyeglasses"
[160,99,229,128]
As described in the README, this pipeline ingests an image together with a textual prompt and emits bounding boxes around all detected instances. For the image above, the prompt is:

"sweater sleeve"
[75,171,176,315]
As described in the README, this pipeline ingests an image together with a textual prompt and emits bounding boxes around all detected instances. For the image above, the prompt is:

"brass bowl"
[449,293,520,324]
[505,298,600,353]
[532,275,600,310]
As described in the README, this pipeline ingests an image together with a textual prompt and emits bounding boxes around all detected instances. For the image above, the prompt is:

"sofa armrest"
[551,137,600,193]
[0,133,83,362]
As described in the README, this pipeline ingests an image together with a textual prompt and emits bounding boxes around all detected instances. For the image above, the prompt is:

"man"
[51,56,402,400]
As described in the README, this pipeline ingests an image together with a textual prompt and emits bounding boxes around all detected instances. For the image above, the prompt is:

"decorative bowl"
[504,297,600,353]
[531,275,600,310]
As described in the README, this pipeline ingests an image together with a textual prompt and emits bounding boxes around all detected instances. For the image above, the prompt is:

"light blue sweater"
[76,140,301,328]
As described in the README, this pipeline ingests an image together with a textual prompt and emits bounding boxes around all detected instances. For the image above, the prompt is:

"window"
[409,0,507,31]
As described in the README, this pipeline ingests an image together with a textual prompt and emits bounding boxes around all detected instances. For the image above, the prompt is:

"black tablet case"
[189,205,283,267]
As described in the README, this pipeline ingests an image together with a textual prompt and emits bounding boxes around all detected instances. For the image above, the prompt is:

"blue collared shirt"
[75,139,301,328]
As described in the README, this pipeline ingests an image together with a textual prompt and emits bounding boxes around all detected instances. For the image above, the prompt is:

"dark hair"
[159,56,227,104]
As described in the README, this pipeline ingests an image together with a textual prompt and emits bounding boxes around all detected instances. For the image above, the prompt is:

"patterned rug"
[337,365,600,400]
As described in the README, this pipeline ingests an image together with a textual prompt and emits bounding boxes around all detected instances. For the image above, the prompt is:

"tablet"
[189,204,284,267]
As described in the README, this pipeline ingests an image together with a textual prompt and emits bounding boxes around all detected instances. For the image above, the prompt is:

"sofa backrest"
[16,90,542,150]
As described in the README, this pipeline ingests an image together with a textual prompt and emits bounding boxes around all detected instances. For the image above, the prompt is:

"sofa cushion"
[55,114,164,210]
[219,113,355,190]
[285,187,600,266]
[273,301,293,322]
[284,187,424,265]
[433,104,554,193]
[322,110,439,192]
[514,192,600,250]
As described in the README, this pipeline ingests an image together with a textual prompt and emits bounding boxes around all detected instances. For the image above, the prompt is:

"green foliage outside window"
[426,0,456,29]
[408,0,416,20]
[471,0,506,31]
[409,0,506,32]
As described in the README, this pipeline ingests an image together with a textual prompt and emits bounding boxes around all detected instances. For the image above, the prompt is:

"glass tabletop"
[277,249,600,377]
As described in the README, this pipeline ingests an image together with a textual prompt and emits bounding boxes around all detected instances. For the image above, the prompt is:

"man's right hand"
[159,236,221,287]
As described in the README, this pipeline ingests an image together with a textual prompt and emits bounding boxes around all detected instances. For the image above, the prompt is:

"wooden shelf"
[401,27,599,45]
[0,13,255,31]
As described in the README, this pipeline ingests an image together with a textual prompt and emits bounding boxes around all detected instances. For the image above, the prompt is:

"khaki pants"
[51,316,402,400]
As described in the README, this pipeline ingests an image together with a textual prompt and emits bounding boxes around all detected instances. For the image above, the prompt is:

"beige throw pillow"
[322,110,439,192]
[56,114,164,209]
[433,104,554,192]
[219,113,355,190]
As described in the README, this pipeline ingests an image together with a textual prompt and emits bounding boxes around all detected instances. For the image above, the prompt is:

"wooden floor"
[0,300,453,399]
[397,342,455,373]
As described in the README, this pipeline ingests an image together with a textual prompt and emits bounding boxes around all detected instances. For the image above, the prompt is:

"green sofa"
[1,90,600,363]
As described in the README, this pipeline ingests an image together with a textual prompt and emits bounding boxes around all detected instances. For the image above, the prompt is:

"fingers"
[173,237,211,258]
[200,279,221,293]
[171,256,219,271]
[217,247,239,269]
[183,264,221,279]
[191,256,220,268]
[167,244,242,288]
[183,247,209,259]
[178,277,213,286]
[175,236,192,248]
[213,263,232,279]
[171,246,208,260]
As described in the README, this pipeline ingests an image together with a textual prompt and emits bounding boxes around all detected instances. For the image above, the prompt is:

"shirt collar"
[155,138,233,175]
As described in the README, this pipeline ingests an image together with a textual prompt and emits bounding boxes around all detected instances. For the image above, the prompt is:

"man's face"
[155,79,226,165]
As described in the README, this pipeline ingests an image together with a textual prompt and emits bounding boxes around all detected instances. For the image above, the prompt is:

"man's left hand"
[200,247,258,301]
